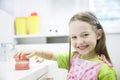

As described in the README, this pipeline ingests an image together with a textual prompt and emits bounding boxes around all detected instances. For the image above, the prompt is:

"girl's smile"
[77,45,89,50]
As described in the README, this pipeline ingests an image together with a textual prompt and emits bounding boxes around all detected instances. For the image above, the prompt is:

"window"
[89,0,120,33]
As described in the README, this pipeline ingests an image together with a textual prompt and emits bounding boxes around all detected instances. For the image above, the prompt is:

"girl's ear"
[97,29,102,40]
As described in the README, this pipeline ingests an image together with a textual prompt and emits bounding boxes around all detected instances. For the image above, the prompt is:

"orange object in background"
[15,17,27,35]
[14,55,29,70]
[27,12,40,34]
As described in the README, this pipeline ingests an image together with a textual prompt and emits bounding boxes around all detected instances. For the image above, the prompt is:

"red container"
[14,56,30,70]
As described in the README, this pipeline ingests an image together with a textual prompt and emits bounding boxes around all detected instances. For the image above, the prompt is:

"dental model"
[14,55,29,70]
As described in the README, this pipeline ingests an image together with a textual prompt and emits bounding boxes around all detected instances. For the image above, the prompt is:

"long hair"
[68,11,112,69]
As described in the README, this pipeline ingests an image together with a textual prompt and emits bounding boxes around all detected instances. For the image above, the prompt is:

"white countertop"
[0,59,58,80]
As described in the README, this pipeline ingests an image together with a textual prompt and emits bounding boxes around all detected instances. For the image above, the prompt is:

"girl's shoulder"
[100,63,116,73]
[98,63,117,80]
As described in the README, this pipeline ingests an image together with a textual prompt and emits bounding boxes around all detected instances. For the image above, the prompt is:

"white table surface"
[0,59,58,80]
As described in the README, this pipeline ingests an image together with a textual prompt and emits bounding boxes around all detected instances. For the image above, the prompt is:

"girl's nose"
[77,38,84,44]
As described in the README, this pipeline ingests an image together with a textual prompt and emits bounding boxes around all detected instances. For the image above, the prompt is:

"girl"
[14,11,117,80]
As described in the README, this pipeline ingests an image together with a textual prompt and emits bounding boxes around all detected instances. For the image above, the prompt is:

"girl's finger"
[26,51,35,58]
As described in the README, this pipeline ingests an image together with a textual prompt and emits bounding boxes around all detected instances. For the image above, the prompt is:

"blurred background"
[0,0,120,79]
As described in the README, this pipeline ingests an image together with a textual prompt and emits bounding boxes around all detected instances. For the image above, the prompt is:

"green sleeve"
[55,53,69,70]
[98,64,117,80]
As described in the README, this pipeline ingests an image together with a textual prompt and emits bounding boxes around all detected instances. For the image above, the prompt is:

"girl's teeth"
[78,46,87,50]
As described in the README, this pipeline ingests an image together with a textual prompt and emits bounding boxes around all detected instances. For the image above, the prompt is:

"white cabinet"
[0,60,58,80]
[37,74,48,80]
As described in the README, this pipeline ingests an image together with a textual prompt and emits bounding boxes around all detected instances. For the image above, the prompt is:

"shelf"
[14,34,68,38]
[14,34,69,44]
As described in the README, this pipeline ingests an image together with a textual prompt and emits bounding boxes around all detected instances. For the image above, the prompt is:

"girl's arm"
[14,50,56,60]
[34,51,56,60]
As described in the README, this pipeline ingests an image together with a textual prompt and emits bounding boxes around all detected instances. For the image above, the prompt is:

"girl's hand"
[14,50,36,59]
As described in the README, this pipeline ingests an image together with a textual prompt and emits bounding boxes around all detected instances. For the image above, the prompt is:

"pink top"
[67,54,102,80]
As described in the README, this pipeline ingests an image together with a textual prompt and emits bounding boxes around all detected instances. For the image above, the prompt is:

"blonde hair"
[68,11,112,69]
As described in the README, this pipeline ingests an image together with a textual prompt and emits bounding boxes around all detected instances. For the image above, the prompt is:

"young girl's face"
[69,20,100,57]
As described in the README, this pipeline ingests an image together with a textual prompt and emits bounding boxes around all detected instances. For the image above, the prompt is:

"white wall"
[0,10,14,43]
[13,0,89,35]
[106,33,120,79]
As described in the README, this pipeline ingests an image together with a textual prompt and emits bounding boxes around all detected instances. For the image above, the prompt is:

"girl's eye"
[71,36,77,39]
[82,33,89,37]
